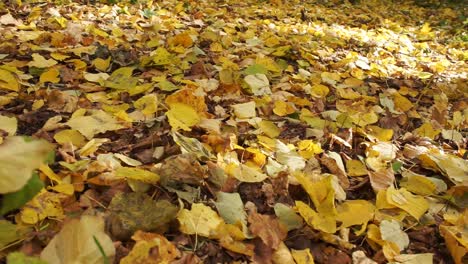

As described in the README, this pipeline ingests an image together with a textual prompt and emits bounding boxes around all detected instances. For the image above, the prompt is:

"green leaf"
[107,192,178,240]
[0,220,30,248]
[392,160,403,173]
[1,173,43,215]
[244,64,268,75]
[7,252,47,264]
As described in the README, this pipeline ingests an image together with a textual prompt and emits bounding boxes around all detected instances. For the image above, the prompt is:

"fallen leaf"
[166,103,201,131]
[108,192,178,240]
[380,219,409,251]
[0,69,20,91]
[291,248,315,264]
[0,115,17,135]
[40,215,115,264]
[0,136,53,194]
[28,53,58,68]
[247,203,287,249]
[66,110,124,139]
[178,203,224,237]
[120,231,179,264]
[386,186,429,220]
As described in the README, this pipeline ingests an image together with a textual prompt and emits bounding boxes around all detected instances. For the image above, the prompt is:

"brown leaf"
[368,168,395,192]
[246,202,287,250]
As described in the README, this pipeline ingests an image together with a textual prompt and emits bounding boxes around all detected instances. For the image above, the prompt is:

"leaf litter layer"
[0,0,467,263]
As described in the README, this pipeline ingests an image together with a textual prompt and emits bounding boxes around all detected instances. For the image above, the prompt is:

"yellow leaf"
[166,103,200,131]
[297,140,323,159]
[367,125,393,141]
[115,167,160,184]
[39,68,60,83]
[393,92,413,112]
[321,72,341,85]
[152,47,172,65]
[258,120,281,138]
[346,159,368,176]
[40,215,115,264]
[419,151,468,184]
[78,138,108,157]
[400,173,437,196]
[413,123,441,140]
[231,101,257,119]
[295,201,336,233]
[295,174,337,217]
[120,231,179,264]
[92,57,111,72]
[39,164,61,184]
[210,42,223,52]
[66,110,124,140]
[0,69,20,91]
[134,94,158,116]
[291,248,315,264]
[49,183,74,195]
[273,101,295,116]
[309,84,330,98]
[0,115,17,136]
[226,163,268,183]
[28,53,57,68]
[165,89,208,115]
[440,224,468,264]
[104,67,138,90]
[177,203,224,237]
[32,99,44,110]
[50,52,70,61]
[20,190,64,224]
[336,200,375,229]
[386,186,429,220]
[168,32,193,48]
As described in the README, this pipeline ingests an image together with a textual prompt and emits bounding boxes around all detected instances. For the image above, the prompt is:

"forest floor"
[0,0,467,263]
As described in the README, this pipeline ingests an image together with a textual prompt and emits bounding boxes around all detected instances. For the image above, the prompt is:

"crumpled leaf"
[272,242,295,264]
[291,248,315,264]
[247,202,287,250]
[20,190,65,224]
[0,136,53,194]
[40,215,115,264]
[66,110,124,140]
[107,192,178,240]
[120,231,179,264]
[172,131,214,161]
[177,203,224,237]
[159,153,206,187]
